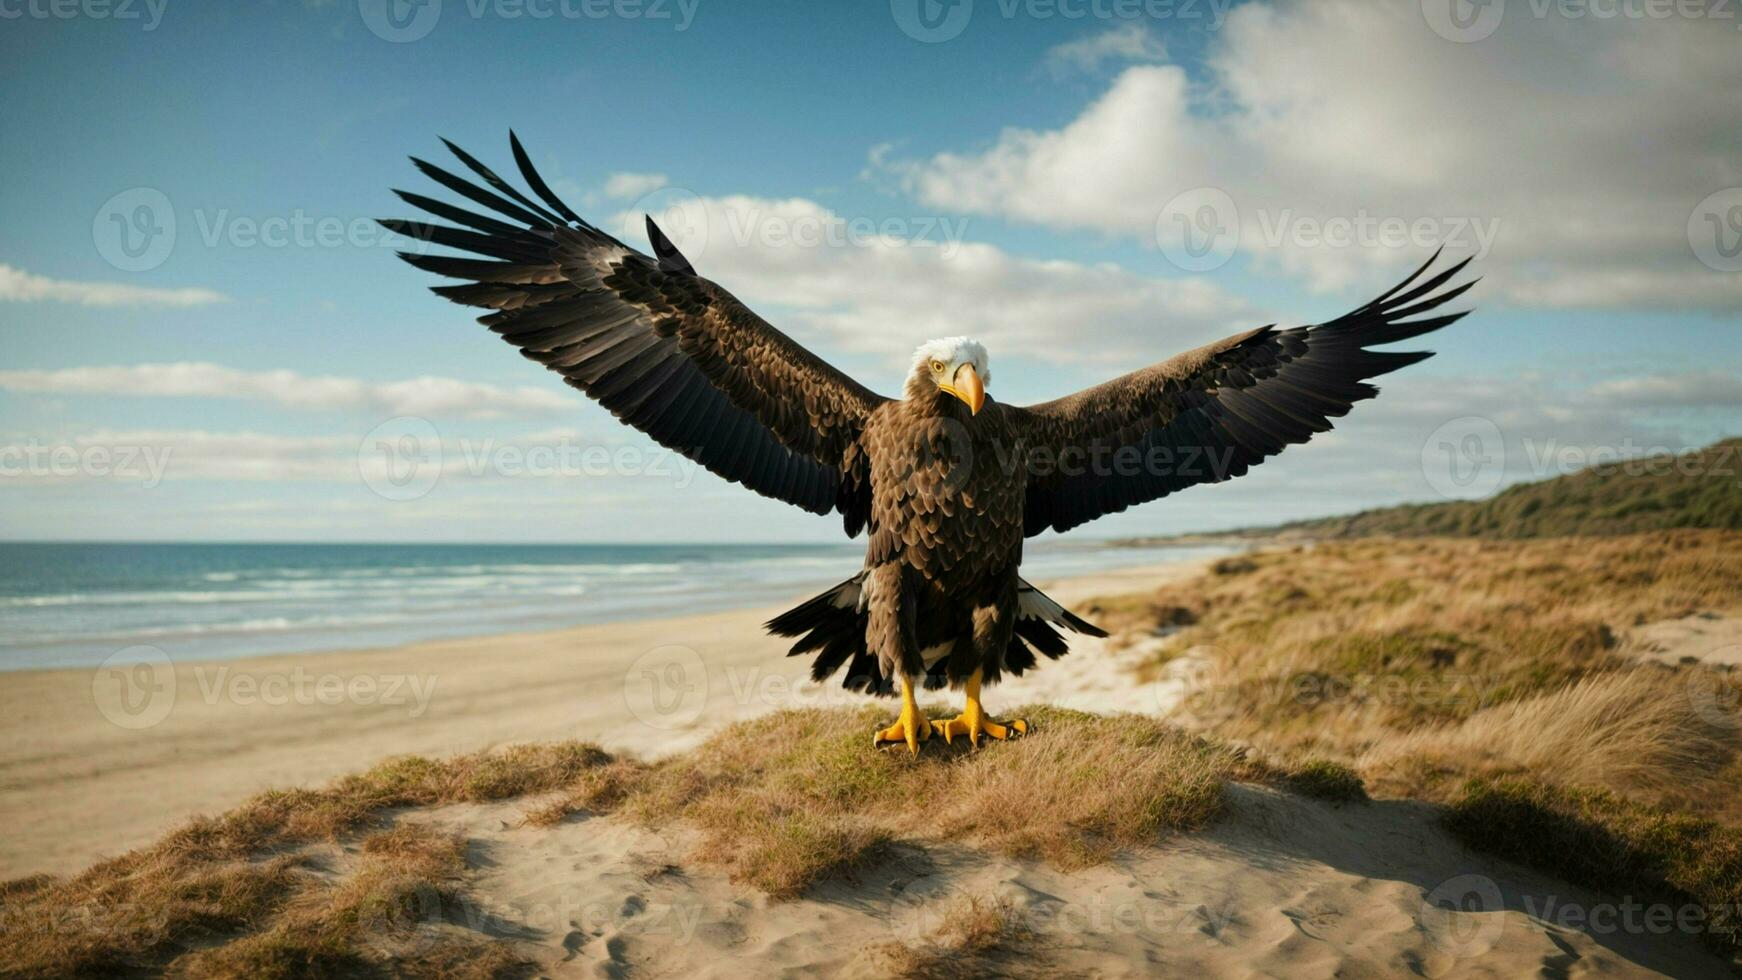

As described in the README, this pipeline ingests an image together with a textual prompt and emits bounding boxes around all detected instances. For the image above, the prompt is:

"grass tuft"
[873,895,1039,979]
[530,705,1241,896]
[1283,759,1368,802]
[179,823,475,979]
[0,743,600,978]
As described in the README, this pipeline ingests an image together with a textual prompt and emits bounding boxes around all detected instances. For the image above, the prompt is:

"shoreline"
[0,540,1231,672]
[0,558,1211,880]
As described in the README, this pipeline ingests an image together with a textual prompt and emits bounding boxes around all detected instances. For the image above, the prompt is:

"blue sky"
[2,0,1739,542]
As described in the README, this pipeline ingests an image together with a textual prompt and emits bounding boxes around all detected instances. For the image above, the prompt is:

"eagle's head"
[910,337,990,415]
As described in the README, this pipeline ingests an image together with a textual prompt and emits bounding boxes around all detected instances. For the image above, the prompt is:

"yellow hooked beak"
[939,363,985,415]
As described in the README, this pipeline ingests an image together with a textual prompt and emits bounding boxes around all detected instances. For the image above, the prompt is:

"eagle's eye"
[929,359,947,374]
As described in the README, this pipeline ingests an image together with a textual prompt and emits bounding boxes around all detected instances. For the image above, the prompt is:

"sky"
[1,0,1739,544]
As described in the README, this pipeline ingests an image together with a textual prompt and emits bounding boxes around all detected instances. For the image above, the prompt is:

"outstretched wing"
[1009,252,1475,536]
[382,134,888,527]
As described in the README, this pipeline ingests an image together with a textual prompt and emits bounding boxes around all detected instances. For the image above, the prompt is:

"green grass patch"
[1283,759,1369,803]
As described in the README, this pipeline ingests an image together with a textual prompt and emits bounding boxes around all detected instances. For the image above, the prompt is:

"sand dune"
[393,783,1722,978]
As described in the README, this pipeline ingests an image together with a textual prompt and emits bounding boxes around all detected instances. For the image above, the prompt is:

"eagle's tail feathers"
[765,572,864,640]
[765,573,1106,694]
[1016,578,1109,638]
[766,572,891,694]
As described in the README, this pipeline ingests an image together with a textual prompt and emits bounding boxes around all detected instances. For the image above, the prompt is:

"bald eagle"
[382,135,1474,753]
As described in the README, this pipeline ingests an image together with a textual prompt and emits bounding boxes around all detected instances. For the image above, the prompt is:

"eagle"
[382,135,1474,753]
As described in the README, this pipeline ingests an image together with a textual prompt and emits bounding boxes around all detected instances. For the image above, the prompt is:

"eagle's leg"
[872,673,930,755]
[931,669,1027,746]
[868,564,929,754]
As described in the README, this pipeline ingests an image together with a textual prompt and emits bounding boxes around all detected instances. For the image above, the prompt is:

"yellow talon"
[873,674,930,755]
[929,670,1027,748]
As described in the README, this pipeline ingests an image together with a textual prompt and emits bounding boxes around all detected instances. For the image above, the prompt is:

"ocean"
[0,540,1225,670]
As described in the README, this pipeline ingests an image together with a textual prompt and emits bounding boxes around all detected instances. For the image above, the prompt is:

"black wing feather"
[384,136,889,524]
[1013,253,1475,535]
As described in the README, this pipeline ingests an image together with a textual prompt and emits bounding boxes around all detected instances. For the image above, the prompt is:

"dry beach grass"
[1096,528,1742,960]
[1128,532,1742,803]
[0,710,1256,977]
[525,704,1248,895]
[0,742,603,978]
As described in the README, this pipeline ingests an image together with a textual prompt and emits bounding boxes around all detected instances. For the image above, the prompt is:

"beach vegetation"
[870,895,1039,979]
[1184,437,1742,541]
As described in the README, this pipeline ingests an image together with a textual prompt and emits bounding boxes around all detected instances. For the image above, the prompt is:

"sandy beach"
[0,560,1203,880]
[6,550,1738,978]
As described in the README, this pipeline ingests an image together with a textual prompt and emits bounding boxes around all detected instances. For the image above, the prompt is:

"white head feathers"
[911,337,990,386]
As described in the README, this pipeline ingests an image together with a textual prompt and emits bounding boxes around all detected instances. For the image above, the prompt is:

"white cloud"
[0,425,701,490]
[0,363,576,420]
[0,264,226,307]
[609,193,1264,369]
[602,172,670,200]
[1043,23,1168,77]
[0,430,348,485]
[883,1,1742,311]
[1589,371,1742,408]
[8,369,1733,543]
